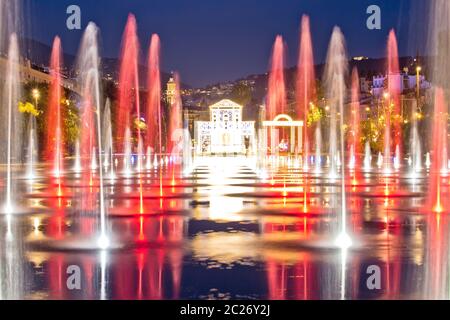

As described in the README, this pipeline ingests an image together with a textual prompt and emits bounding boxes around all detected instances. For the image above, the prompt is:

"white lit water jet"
[77,22,109,249]
[73,140,82,173]
[363,142,371,171]
[103,99,115,180]
[1,34,22,214]
[324,26,352,248]
[26,117,38,181]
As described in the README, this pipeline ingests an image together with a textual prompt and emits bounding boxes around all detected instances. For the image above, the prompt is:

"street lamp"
[32,88,40,110]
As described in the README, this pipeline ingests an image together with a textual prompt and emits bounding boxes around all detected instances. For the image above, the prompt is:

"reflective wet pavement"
[0,156,447,300]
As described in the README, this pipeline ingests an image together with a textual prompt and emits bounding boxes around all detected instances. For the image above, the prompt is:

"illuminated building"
[195,99,255,155]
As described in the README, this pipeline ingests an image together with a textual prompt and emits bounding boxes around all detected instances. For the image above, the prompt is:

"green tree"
[23,81,80,155]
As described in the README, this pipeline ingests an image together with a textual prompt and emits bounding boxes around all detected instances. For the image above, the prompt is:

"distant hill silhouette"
[21,38,191,89]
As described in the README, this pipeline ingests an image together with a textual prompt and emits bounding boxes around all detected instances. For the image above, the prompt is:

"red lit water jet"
[117,15,145,213]
[80,94,97,200]
[146,34,162,156]
[296,16,315,213]
[45,37,64,178]
[117,14,141,154]
[168,73,183,158]
[429,88,448,213]
[385,30,402,171]
[297,15,316,165]
[267,36,287,154]
[267,36,287,120]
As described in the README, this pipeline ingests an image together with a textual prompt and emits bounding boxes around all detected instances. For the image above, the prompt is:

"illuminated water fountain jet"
[324,27,351,248]
[297,15,316,171]
[348,68,361,182]
[383,30,402,174]
[26,116,38,181]
[168,73,183,162]
[77,22,109,248]
[146,34,162,164]
[429,88,448,213]
[73,140,82,173]
[45,37,64,179]
[123,127,132,177]
[267,35,287,155]
[363,142,372,172]
[117,15,142,175]
[1,34,22,214]
[102,99,115,180]
[314,124,322,174]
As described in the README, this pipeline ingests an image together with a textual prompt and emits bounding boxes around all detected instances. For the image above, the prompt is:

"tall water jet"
[117,14,142,170]
[428,0,450,180]
[377,152,383,168]
[409,99,422,176]
[428,0,450,89]
[73,139,82,172]
[168,73,183,161]
[429,89,448,213]
[324,27,350,247]
[314,124,322,173]
[363,142,372,171]
[123,127,132,176]
[80,88,96,186]
[349,68,361,176]
[26,116,37,181]
[297,15,316,169]
[384,30,402,173]
[183,112,193,174]
[267,36,287,154]
[324,28,347,181]
[45,37,64,178]
[0,34,22,213]
[102,99,115,180]
[146,34,162,159]
[0,0,21,54]
[425,0,450,195]
[77,22,108,248]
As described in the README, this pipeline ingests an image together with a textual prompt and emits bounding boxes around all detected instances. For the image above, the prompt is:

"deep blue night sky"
[23,0,428,87]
